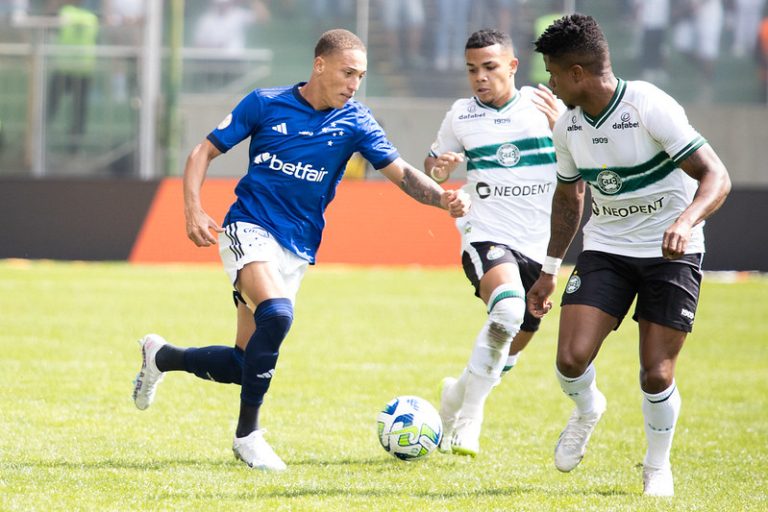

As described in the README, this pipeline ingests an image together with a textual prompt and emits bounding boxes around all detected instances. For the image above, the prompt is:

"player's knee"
[639,365,675,394]
[253,298,294,351]
[556,355,590,378]
[487,285,525,348]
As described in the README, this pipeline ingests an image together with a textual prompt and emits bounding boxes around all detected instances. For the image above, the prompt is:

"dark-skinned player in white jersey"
[527,14,731,496]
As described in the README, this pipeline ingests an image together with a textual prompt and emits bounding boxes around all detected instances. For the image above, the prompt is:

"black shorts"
[462,241,542,332]
[561,250,703,332]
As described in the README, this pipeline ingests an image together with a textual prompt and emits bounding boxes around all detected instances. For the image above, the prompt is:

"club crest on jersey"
[565,274,581,294]
[486,245,505,261]
[596,169,622,195]
[217,113,232,130]
[497,143,521,167]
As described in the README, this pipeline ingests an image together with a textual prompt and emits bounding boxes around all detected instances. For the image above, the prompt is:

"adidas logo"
[271,122,287,135]
[256,369,275,379]
[253,152,271,164]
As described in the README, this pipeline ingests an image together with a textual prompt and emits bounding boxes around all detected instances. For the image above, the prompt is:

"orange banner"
[129,178,462,266]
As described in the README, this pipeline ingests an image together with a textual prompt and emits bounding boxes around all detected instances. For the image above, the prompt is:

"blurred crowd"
[1,0,767,103]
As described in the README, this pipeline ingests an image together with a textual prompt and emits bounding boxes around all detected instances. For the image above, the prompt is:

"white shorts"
[219,222,308,304]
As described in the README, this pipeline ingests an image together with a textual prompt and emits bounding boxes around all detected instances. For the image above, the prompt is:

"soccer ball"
[377,395,442,461]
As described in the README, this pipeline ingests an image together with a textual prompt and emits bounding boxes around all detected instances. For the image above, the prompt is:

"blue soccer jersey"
[207,83,399,263]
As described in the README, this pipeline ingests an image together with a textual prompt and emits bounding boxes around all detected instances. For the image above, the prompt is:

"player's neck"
[298,82,328,111]
[581,75,618,118]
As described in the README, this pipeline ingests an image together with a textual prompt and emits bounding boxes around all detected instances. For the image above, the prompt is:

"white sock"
[442,369,468,415]
[460,370,496,420]
[502,352,520,375]
[556,364,601,414]
[642,381,681,469]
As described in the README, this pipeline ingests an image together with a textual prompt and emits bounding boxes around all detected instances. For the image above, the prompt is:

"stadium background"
[0,0,765,270]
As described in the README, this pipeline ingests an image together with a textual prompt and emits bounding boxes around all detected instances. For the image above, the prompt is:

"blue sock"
[183,345,244,384]
[240,298,293,407]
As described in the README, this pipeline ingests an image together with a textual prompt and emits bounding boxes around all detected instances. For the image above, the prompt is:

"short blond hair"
[314,29,366,57]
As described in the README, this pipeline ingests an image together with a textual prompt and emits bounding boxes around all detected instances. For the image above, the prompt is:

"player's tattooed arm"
[380,157,470,217]
[546,180,585,258]
[397,164,444,208]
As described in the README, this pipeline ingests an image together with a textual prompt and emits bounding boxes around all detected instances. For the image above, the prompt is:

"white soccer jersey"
[430,87,559,263]
[554,79,707,258]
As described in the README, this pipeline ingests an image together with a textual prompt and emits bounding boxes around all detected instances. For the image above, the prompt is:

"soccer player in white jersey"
[527,14,731,496]
[425,29,565,457]
[131,29,470,472]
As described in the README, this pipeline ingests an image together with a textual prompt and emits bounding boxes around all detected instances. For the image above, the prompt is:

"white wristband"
[429,166,448,183]
[541,256,562,275]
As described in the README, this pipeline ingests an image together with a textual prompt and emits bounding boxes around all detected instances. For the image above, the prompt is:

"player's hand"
[429,152,464,183]
[662,218,692,259]
[530,84,561,130]
[185,207,224,247]
[527,273,558,318]
[441,188,470,218]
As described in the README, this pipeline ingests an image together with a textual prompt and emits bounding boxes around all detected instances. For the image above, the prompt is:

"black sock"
[155,345,186,372]
[236,401,260,438]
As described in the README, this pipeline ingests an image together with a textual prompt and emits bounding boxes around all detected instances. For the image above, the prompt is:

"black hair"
[466,29,514,52]
[314,29,366,58]
[533,14,609,74]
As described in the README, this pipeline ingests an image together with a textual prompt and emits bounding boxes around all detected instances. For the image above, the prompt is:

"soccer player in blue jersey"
[527,14,731,496]
[131,29,470,471]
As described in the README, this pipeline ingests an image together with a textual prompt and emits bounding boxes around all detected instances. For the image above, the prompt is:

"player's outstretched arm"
[423,151,464,184]
[662,143,731,259]
[380,157,470,217]
[183,139,225,247]
[527,180,585,318]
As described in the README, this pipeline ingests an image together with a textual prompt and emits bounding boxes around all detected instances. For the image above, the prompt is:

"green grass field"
[1,260,766,511]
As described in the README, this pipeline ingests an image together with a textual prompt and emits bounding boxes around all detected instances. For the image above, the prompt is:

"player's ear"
[570,64,584,82]
[314,56,325,74]
[509,57,519,75]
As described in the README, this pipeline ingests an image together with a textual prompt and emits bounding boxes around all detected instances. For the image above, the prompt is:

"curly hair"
[533,14,609,75]
[314,29,366,57]
[465,29,514,52]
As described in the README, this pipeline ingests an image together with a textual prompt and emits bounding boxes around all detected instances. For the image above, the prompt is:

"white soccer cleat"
[438,377,460,453]
[132,333,167,410]
[233,430,287,471]
[554,390,606,472]
[451,416,481,457]
[643,465,674,497]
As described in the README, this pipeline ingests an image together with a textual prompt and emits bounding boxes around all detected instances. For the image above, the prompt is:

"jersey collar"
[582,78,626,128]
[292,82,334,112]
[474,90,519,113]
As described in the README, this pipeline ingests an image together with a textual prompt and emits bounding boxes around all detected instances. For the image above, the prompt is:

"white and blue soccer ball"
[377,395,443,461]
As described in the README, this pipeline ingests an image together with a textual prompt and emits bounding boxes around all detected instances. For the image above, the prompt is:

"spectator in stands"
[0,0,28,23]
[46,0,99,152]
[672,0,724,102]
[376,0,426,69]
[529,1,565,86]
[434,0,471,72]
[104,0,145,102]
[192,0,270,55]
[311,0,355,33]
[758,5,768,102]
[634,0,671,85]
[730,0,767,58]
